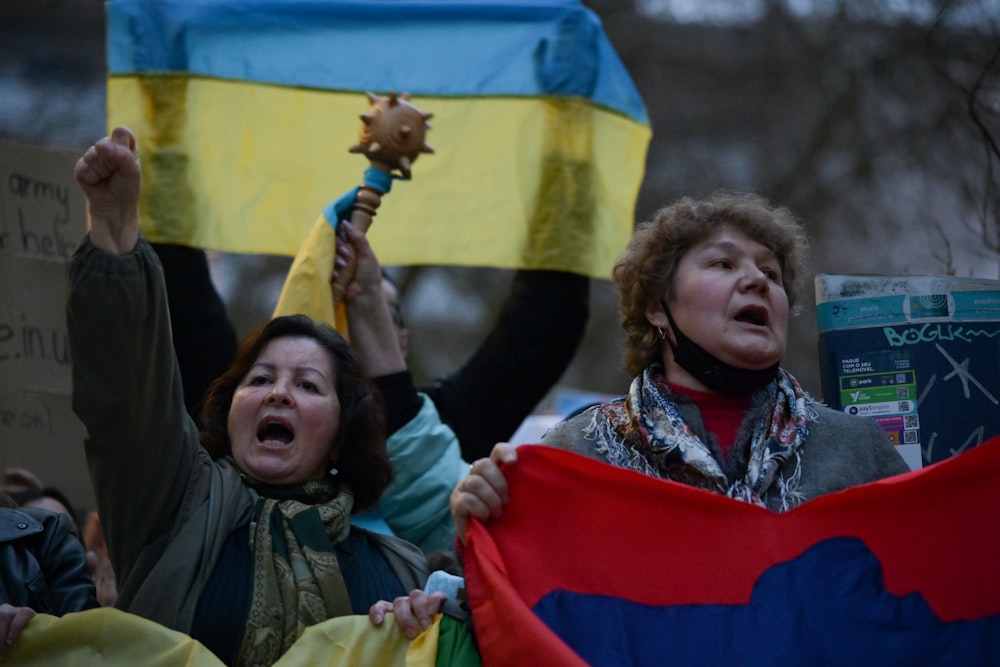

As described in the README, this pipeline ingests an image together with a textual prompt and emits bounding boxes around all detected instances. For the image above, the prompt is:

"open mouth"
[735,305,769,327]
[257,418,294,446]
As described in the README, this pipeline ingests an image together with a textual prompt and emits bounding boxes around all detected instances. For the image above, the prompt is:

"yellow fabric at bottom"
[7,608,440,667]
[7,608,224,666]
[274,613,440,666]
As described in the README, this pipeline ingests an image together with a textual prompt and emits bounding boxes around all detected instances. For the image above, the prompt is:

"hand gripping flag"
[106,0,651,279]
[463,439,1000,666]
[272,166,395,328]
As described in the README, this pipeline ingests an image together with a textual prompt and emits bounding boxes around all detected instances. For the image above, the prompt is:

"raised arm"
[338,221,407,378]
[68,128,205,597]
[337,221,467,551]
[152,243,238,421]
[425,270,590,461]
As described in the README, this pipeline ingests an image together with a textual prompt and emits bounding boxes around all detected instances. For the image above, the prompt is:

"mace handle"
[331,92,433,309]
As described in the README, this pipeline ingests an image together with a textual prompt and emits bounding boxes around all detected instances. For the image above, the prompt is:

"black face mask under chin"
[660,299,779,396]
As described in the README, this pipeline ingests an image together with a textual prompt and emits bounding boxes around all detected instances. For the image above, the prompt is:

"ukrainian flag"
[106,0,651,278]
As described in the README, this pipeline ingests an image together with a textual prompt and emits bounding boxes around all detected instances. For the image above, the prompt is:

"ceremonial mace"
[330,91,434,307]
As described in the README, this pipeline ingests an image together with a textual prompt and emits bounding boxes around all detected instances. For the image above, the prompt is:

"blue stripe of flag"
[106,0,649,123]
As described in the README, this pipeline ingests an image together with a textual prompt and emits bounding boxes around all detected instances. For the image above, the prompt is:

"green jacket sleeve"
[377,394,468,553]
[66,236,205,608]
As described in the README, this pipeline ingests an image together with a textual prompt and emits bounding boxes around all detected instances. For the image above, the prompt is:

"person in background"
[451,191,909,541]
[371,265,589,464]
[0,491,99,660]
[68,127,439,666]
[3,467,118,606]
[151,243,239,421]
[3,468,81,538]
[362,262,588,552]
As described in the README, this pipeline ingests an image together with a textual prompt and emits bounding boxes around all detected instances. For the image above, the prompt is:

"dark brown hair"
[614,191,810,376]
[199,314,390,512]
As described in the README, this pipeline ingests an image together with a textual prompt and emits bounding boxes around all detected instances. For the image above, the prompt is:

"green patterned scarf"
[236,477,354,667]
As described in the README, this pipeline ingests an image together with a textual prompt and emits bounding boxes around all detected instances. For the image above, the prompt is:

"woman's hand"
[334,220,407,377]
[334,220,383,303]
[0,604,36,660]
[368,589,447,639]
[73,126,142,256]
[451,442,518,544]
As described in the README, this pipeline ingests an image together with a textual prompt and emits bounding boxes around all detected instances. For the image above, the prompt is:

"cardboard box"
[0,137,92,509]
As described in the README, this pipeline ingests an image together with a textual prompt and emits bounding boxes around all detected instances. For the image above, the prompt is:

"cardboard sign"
[0,137,93,509]
[816,274,1000,470]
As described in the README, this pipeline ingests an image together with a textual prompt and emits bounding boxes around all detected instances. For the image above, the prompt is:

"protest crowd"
[1,124,948,666]
[3,3,999,666]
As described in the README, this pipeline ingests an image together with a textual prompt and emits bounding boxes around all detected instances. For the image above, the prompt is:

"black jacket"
[379,270,590,461]
[0,507,99,614]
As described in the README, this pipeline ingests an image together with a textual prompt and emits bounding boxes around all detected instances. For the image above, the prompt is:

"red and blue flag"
[463,438,1000,666]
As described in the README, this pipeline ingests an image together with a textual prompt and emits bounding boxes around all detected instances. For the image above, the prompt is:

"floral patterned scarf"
[236,477,354,667]
[588,365,811,510]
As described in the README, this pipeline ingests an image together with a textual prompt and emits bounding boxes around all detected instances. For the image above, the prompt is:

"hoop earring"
[656,327,666,341]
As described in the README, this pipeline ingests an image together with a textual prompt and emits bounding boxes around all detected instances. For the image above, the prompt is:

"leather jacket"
[0,507,99,614]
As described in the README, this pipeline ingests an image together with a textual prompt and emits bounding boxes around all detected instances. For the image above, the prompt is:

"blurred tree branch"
[925,0,1000,274]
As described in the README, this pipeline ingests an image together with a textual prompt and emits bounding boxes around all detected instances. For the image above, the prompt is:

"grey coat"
[541,390,909,511]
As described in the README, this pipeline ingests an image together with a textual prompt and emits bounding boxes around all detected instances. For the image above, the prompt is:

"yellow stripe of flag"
[109,74,650,278]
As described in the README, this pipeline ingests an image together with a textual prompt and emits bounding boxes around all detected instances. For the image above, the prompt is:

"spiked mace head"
[348,92,434,179]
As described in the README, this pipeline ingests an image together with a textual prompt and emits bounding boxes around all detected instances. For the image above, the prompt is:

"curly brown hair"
[199,315,391,512]
[613,191,810,376]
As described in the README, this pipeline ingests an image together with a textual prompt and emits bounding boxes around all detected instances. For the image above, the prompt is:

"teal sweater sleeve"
[377,394,469,553]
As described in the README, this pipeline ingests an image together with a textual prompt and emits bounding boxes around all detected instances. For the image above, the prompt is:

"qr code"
[903,429,919,444]
[904,414,919,428]
[896,387,909,399]
[898,400,912,412]
[895,373,908,384]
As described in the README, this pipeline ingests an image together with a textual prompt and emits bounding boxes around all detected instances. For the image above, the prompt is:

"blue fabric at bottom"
[534,537,1000,666]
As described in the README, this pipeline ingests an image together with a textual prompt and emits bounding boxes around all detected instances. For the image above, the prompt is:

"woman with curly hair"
[452,191,908,536]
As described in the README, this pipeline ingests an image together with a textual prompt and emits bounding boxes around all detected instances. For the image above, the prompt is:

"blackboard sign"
[816,274,1000,469]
